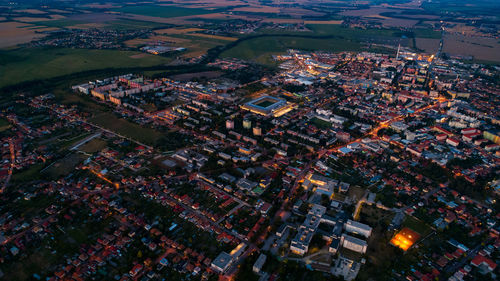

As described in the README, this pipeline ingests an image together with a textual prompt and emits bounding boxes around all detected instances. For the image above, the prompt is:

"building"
[230,243,246,259]
[290,226,315,255]
[303,173,337,198]
[226,120,234,129]
[345,220,372,238]
[253,126,262,136]
[290,204,326,255]
[243,119,252,129]
[236,178,258,191]
[253,254,267,273]
[211,252,233,273]
[484,131,500,144]
[341,234,368,254]
[329,237,341,254]
[241,95,297,117]
[470,254,497,273]
[446,137,460,147]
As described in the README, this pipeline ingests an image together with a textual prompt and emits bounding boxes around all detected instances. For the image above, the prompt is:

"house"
[470,254,497,273]
[446,138,460,147]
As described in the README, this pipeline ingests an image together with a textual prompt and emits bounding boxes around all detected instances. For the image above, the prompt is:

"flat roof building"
[211,252,233,274]
[253,254,267,273]
[345,220,372,238]
[342,234,368,254]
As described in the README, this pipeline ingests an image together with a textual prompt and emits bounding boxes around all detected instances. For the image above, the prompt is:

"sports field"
[255,100,276,108]
[0,48,170,88]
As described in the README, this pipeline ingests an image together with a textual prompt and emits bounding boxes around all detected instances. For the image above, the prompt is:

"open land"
[0,48,171,88]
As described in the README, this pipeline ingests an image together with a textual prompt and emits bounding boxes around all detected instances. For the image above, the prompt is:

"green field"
[89,112,164,146]
[221,35,361,65]
[34,18,167,30]
[0,47,170,88]
[310,117,333,129]
[219,24,436,65]
[115,5,220,18]
[402,216,432,236]
[42,153,86,179]
[0,118,10,132]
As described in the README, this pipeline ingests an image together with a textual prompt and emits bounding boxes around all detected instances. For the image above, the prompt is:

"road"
[70,131,102,151]
[0,139,15,194]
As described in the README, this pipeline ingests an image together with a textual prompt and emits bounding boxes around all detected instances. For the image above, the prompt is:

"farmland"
[0,48,171,88]
[0,21,54,48]
[114,5,221,18]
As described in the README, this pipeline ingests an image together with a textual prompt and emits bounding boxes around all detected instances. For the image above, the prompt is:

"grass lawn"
[0,47,171,88]
[42,153,86,178]
[359,204,395,226]
[11,163,46,183]
[89,112,163,146]
[115,5,220,18]
[347,185,366,201]
[0,117,11,132]
[402,216,432,236]
[310,117,332,129]
[79,138,107,153]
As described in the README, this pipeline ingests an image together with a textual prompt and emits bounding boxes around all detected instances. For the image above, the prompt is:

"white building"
[345,220,372,238]
[253,254,267,273]
[342,234,368,254]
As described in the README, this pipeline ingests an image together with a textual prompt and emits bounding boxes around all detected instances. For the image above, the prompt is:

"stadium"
[241,96,297,117]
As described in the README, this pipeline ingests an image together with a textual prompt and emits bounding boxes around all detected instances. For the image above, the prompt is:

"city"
[0,1,499,281]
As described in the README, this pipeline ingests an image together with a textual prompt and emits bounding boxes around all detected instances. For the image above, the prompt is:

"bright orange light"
[390,228,420,251]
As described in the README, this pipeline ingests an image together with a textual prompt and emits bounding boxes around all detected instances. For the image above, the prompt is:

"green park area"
[0,47,170,88]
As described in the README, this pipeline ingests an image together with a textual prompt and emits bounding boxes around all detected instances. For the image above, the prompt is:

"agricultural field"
[125,28,233,59]
[0,48,171,88]
[219,23,441,65]
[114,5,222,19]
[33,16,166,30]
[417,34,500,63]
[0,21,56,48]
